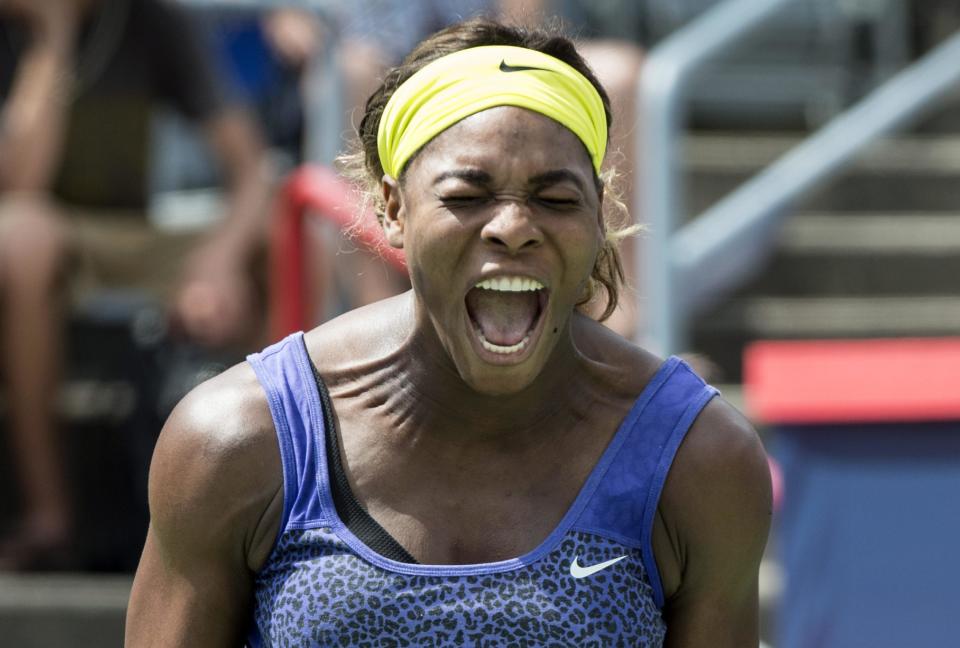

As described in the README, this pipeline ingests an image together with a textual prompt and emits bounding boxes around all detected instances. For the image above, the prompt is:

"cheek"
[408,266,434,304]
[562,220,604,278]
[404,214,468,297]
[407,216,460,266]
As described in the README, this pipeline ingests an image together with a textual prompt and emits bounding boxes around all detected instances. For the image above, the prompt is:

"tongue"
[466,288,540,346]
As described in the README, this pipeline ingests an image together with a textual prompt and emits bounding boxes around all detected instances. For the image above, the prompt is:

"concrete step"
[691,296,960,381]
[744,212,960,296]
[686,134,960,174]
[698,295,960,336]
[683,134,960,216]
[778,212,960,253]
[0,573,130,647]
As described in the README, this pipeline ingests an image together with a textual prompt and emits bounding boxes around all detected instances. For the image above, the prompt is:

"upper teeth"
[475,276,544,292]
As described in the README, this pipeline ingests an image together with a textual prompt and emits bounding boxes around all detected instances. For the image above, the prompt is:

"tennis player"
[126,18,771,647]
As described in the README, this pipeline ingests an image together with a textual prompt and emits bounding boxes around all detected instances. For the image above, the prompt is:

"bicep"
[661,568,760,647]
[658,399,772,647]
[126,527,253,647]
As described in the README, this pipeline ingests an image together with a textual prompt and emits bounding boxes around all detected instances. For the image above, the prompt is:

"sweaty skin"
[126,108,770,647]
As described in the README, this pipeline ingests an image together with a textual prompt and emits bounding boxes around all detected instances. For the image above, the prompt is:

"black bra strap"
[310,363,418,564]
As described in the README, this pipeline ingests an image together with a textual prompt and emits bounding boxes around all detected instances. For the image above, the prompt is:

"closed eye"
[439,194,490,207]
[536,196,581,209]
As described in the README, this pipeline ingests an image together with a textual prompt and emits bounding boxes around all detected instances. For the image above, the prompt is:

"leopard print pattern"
[252,528,666,647]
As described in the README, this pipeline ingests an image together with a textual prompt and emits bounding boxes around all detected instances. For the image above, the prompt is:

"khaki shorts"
[69,209,201,305]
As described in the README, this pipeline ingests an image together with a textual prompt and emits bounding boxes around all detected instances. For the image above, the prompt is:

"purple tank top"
[245,332,717,646]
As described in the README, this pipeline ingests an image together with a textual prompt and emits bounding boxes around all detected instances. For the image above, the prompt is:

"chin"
[456,328,564,398]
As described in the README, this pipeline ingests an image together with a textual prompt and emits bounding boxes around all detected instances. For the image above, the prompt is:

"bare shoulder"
[673,396,771,505]
[148,360,282,569]
[657,395,772,605]
[303,292,412,373]
[571,313,665,394]
[662,396,771,541]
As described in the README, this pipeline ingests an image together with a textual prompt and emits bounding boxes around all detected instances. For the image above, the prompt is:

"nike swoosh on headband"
[499,60,554,73]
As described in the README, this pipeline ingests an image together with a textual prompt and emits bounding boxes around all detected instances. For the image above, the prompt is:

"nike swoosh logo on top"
[499,60,553,73]
[569,554,628,579]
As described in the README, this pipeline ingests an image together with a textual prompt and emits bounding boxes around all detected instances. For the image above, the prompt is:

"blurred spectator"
[262,6,323,70]
[0,0,270,569]
[211,7,318,164]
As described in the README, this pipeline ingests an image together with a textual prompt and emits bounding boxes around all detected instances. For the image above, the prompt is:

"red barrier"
[269,165,406,340]
[744,337,960,424]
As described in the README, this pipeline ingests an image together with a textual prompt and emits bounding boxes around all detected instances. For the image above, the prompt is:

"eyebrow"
[528,169,588,193]
[432,169,493,187]
[431,168,587,193]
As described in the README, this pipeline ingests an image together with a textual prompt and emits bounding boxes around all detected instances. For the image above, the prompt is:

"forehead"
[407,106,596,183]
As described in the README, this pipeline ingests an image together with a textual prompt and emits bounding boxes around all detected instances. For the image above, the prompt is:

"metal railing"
[637,0,960,355]
[269,166,405,339]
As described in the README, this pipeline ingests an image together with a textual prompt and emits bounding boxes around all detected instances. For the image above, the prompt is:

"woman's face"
[383,106,604,395]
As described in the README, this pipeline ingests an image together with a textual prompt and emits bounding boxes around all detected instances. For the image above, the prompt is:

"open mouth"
[464,276,548,358]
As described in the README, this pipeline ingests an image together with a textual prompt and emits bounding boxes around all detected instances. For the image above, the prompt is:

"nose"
[480,201,543,254]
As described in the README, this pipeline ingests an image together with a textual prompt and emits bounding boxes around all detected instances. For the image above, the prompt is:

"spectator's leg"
[0,194,72,567]
[577,40,645,339]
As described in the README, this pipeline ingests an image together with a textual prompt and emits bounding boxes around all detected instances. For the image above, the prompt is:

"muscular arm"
[125,363,282,647]
[655,398,772,647]
[0,3,77,192]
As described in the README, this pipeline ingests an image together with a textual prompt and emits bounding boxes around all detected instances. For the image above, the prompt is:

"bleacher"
[689,129,960,381]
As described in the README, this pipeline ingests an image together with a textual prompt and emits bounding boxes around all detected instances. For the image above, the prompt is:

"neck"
[392,293,598,443]
[420,348,575,436]
[321,293,603,446]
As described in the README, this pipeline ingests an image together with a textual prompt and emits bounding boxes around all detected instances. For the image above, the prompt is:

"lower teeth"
[478,330,530,354]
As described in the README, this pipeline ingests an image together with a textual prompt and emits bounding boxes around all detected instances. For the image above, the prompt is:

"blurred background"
[1,0,959,646]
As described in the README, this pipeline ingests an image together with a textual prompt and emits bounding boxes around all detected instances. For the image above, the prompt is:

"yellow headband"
[377,45,608,178]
